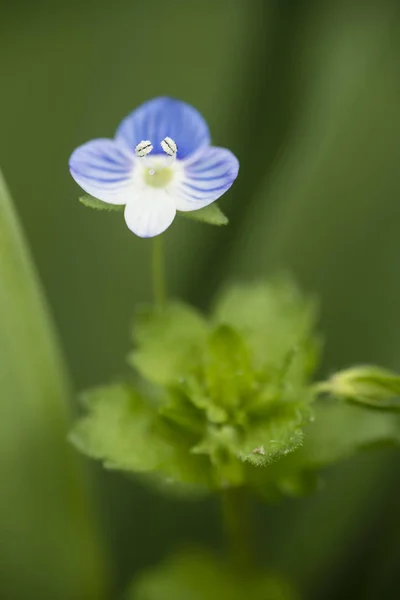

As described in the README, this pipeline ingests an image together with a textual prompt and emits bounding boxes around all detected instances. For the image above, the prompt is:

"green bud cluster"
[71,280,400,498]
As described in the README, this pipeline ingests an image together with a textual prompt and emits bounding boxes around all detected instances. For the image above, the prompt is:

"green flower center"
[144,167,173,188]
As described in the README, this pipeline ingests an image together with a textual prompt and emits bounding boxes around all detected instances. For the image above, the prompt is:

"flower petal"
[116,97,210,160]
[69,139,135,204]
[172,147,239,211]
[124,189,176,238]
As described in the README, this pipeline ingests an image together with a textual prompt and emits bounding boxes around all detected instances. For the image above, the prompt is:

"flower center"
[144,166,173,188]
[135,137,178,189]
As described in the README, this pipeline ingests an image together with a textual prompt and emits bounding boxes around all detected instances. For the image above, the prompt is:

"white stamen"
[161,136,177,156]
[135,140,153,157]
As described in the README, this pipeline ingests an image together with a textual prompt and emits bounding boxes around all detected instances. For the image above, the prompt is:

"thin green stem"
[220,487,253,572]
[152,235,166,309]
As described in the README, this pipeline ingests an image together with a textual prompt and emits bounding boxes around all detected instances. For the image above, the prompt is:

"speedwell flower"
[69,97,239,238]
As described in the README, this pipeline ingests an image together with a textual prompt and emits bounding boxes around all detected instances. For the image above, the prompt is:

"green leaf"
[214,279,320,377]
[319,365,400,409]
[237,401,312,467]
[295,399,400,467]
[103,286,322,490]
[70,383,213,490]
[178,202,228,225]
[166,376,229,425]
[128,550,297,600]
[79,194,124,211]
[192,425,245,486]
[204,325,255,410]
[250,398,400,500]
[80,196,228,222]
[128,302,209,386]
[0,172,108,599]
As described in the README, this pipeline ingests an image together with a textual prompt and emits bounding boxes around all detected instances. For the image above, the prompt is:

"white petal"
[124,189,176,238]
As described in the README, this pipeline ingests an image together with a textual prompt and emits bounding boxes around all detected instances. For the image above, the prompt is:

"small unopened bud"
[319,365,400,409]
[135,140,153,157]
[161,136,177,156]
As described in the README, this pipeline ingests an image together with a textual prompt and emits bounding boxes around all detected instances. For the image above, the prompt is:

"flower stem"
[221,487,253,572]
[152,235,167,309]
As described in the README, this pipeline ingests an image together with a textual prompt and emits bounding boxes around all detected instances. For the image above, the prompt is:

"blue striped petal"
[173,147,239,211]
[69,139,135,204]
[116,97,210,160]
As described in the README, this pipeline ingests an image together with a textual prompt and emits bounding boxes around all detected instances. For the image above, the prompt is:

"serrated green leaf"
[70,383,212,490]
[79,194,124,211]
[128,302,209,386]
[173,375,229,424]
[321,365,400,409]
[248,398,400,500]
[204,325,255,410]
[214,279,320,378]
[159,397,206,435]
[128,550,297,600]
[237,402,312,467]
[178,202,228,225]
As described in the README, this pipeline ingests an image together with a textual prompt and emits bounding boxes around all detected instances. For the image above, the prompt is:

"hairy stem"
[152,235,167,309]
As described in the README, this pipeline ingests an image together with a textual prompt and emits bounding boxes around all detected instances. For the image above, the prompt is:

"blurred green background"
[1,0,400,598]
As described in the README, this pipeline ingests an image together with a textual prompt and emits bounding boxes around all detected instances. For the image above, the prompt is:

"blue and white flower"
[69,97,239,238]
